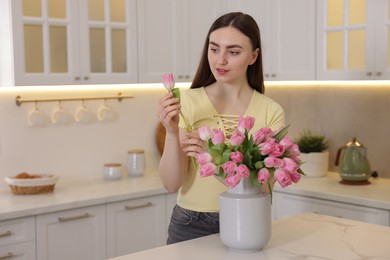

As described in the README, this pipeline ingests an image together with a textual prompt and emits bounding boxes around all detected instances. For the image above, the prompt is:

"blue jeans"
[167,204,220,244]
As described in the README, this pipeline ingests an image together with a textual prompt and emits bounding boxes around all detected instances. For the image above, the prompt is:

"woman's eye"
[210,48,218,53]
[229,51,239,55]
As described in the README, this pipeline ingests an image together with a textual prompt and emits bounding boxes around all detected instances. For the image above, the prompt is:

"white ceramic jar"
[103,163,122,180]
[127,149,145,177]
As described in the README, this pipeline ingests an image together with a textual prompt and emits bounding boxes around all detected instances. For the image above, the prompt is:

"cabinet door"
[165,193,177,231]
[78,0,138,84]
[273,192,390,226]
[36,205,106,260]
[137,0,224,83]
[106,195,166,258]
[225,0,315,80]
[10,0,79,85]
[317,0,390,80]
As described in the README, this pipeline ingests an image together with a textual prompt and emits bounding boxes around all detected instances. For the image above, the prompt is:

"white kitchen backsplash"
[0,81,389,188]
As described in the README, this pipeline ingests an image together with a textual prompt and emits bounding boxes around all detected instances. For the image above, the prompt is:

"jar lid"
[128,149,144,154]
[104,163,122,167]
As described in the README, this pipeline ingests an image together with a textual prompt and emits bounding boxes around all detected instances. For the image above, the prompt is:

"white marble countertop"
[0,171,166,221]
[274,172,390,210]
[109,212,390,260]
[1,171,389,222]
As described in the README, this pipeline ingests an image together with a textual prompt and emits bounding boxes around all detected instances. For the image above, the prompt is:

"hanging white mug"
[75,101,96,124]
[98,101,118,122]
[27,102,48,127]
[51,102,73,125]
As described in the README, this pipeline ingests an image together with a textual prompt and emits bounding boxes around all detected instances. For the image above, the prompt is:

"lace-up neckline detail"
[214,114,240,138]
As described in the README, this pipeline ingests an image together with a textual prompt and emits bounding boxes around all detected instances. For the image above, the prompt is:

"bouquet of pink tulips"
[195,116,305,195]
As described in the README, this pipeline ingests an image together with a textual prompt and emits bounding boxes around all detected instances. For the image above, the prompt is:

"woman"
[157,12,285,244]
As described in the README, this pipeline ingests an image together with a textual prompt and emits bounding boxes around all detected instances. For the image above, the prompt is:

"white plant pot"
[300,151,329,177]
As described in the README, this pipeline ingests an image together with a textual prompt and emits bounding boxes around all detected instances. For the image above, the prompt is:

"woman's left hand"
[181,131,207,158]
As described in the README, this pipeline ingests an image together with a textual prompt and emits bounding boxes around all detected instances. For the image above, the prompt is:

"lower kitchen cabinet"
[36,205,106,260]
[273,192,390,226]
[165,192,177,232]
[106,195,166,258]
[0,217,36,260]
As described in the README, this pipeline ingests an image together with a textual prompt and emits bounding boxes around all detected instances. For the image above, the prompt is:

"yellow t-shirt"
[177,87,285,212]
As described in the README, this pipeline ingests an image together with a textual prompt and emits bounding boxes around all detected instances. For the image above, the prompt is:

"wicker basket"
[5,174,59,195]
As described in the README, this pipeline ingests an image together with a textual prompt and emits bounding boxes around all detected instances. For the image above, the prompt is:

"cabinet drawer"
[0,217,35,246]
[0,241,36,260]
[273,192,390,226]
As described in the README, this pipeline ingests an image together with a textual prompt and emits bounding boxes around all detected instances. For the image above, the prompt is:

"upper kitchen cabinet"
[0,0,138,86]
[137,0,226,83]
[225,0,316,81]
[317,0,390,80]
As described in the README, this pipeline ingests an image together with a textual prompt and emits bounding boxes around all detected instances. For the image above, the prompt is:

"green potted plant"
[295,130,329,177]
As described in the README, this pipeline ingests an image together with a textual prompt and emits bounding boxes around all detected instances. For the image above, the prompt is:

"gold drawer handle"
[58,213,91,222]
[0,231,12,238]
[0,252,14,259]
[124,202,153,210]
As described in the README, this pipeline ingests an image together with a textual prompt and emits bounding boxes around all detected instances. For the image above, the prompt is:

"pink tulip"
[211,129,225,144]
[290,172,302,183]
[264,156,284,168]
[259,138,277,155]
[280,137,294,150]
[283,157,300,174]
[195,152,212,165]
[222,161,237,175]
[230,151,243,163]
[225,174,241,188]
[274,168,292,188]
[257,168,270,183]
[230,130,245,146]
[237,116,255,133]
[199,162,217,177]
[162,73,175,91]
[286,143,301,157]
[236,164,250,177]
[198,125,212,141]
[269,143,285,157]
[253,127,272,144]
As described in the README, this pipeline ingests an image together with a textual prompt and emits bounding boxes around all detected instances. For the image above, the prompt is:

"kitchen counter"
[109,212,390,260]
[274,172,390,210]
[0,171,166,221]
[1,171,389,222]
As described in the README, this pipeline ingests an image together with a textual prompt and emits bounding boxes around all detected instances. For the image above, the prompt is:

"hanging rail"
[15,92,133,106]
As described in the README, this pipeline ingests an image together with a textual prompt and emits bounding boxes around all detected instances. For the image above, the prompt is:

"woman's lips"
[216,68,229,75]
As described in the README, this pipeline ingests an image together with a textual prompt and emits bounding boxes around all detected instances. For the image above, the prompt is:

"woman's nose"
[217,52,227,65]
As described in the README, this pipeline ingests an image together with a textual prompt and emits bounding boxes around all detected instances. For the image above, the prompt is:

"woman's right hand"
[157,92,181,133]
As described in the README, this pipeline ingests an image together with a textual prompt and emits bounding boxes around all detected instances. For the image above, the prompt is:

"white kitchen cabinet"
[0,217,36,260]
[36,205,106,260]
[137,0,225,83]
[165,192,177,232]
[0,0,138,86]
[273,192,390,226]
[225,0,316,80]
[106,195,166,258]
[317,0,390,80]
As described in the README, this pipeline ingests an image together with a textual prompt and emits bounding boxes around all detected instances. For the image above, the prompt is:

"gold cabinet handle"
[74,76,81,80]
[83,76,89,80]
[124,202,153,210]
[0,253,14,259]
[58,213,91,222]
[0,231,12,238]
[366,72,372,76]
[376,72,382,76]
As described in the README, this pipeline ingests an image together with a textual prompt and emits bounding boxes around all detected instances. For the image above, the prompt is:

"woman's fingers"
[181,132,207,156]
